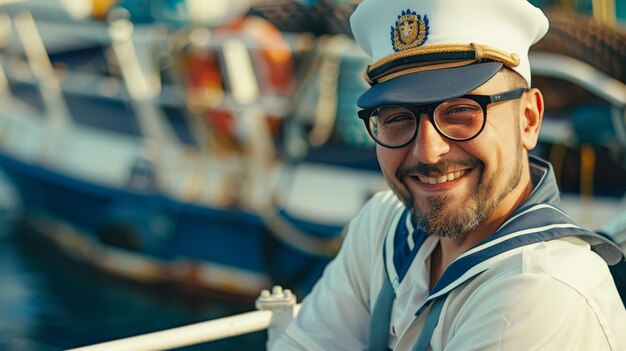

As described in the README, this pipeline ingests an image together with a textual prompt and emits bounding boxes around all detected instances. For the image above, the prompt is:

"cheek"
[459,131,505,173]
[376,147,403,180]
[466,127,519,176]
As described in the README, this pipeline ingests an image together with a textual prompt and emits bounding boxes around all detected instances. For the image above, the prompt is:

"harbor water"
[0,221,266,351]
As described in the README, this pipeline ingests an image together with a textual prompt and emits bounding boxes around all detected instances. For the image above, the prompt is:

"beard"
[389,141,524,239]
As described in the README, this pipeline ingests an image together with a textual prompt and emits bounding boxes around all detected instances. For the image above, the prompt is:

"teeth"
[417,169,467,184]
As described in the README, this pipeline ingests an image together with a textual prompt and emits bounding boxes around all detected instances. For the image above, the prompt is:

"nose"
[410,113,451,163]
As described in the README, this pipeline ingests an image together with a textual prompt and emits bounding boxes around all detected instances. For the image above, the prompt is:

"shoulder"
[470,236,622,312]
[516,236,617,296]
[358,189,405,227]
[336,189,405,272]
[273,191,403,351]
[465,236,616,294]
[345,189,405,242]
[362,189,405,215]
[445,237,626,350]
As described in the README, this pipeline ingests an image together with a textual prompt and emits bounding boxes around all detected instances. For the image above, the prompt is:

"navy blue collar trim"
[387,210,428,287]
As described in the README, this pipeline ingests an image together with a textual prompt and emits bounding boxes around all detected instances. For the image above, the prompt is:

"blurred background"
[0,0,623,350]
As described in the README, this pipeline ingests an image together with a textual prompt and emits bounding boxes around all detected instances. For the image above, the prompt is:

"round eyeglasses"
[357,87,528,148]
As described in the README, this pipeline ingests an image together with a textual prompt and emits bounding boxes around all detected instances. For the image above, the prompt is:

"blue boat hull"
[0,151,337,298]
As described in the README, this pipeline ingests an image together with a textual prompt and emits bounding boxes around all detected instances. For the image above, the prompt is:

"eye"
[383,112,413,124]
[444,105,480,115]
[376,106,414,125]
[436,99,483,124]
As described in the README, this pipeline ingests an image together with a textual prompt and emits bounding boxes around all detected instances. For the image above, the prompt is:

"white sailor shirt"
[273,157,626,350]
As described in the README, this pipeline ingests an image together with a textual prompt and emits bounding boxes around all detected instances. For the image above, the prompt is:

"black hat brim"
[357,61,503,109]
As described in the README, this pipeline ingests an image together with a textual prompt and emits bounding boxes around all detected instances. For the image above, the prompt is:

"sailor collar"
[382,155,625,317]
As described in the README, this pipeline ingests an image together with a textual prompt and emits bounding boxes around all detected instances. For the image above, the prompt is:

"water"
[0,224,266,351]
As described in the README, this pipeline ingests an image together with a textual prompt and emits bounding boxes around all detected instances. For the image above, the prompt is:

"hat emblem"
[390,9,429,52]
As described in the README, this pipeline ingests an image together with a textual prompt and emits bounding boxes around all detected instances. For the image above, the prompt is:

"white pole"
[13,10,72,128]
[66,286,301,351]
[107,9,175,145]
[66,309,273,351]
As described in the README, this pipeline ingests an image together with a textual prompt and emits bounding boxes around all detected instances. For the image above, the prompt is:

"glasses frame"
[358,87,528,148]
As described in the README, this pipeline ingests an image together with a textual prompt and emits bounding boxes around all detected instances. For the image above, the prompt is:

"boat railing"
[65,286,300,351]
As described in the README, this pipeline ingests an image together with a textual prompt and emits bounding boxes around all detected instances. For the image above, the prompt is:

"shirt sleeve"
[443,273,615,351]
[272,193,391,351]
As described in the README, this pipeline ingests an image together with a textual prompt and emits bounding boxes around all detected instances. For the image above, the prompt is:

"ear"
[520,88,544,150]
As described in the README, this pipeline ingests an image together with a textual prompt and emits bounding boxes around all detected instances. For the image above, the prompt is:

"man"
[273,0,626,350]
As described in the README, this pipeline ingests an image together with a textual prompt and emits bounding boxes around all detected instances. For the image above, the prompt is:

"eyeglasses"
[357,87,528,148]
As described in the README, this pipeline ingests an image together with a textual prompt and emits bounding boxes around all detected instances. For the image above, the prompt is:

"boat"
[0,0,384,299]
[0,0,623,302]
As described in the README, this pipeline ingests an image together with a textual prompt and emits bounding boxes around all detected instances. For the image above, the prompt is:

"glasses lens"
[434,98,484,140]
[368,106,417,147]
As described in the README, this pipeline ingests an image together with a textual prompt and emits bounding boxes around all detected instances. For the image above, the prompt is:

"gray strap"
[367,274,395,351]
[412,297,446,351]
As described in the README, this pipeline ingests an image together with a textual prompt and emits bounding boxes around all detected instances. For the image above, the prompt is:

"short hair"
[501,67,529,89]
[499,67,528,116]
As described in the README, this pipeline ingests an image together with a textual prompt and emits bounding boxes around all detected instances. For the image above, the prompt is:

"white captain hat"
[349,0,549,108]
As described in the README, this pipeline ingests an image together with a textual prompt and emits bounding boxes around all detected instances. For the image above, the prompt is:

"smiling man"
[273,0,626,350]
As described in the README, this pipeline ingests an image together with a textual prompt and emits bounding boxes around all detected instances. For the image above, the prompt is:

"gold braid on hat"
[365,43,520,85]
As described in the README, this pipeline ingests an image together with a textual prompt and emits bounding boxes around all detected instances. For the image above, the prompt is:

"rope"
[365,43,520,84]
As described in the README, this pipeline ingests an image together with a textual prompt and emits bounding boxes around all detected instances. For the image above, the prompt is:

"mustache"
[397,159,483,178]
